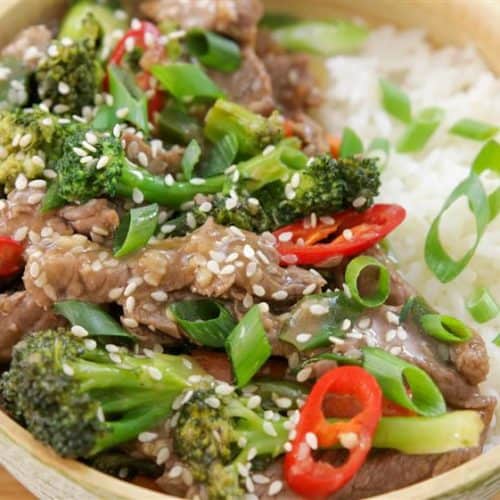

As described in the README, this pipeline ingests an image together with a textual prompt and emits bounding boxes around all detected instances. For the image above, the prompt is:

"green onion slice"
[202,132,238,177]
[169,299,237,348]
[339,127,363,158]
[108,64,149,133]
[467,287,499,323]
[152,63,225,101]
[424,172,489,283]
[472,139,500,221]
[419,314,473,343]
[113,204,159,258]
[271,20,368,56]
[260,13,300,29]
[494,334,500,346]
[225,305,271,387]
[186,29,241,72]
[54,300,134,340]
[157,105,202,145]
[397,107,444,153]
[40,182,66,212]
[181,139,202,181]
[92,105,119,132]
[379,79,412,123]
[345,256,391,308]
[362,347,446,417]
[299,351,363,368]
[450,118,498,141]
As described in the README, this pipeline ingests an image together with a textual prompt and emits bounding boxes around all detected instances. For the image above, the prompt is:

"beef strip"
[23,219,324,338]
[1,25,52,68]
[0,290,65,362]
[287,112,330,155]
[140,0,263,45]
[256,30,322,112]
[209,47,275,115]
[122,131,184,176]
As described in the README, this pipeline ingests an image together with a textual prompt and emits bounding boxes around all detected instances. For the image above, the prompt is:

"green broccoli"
[35,15,104,115]
[0,57,31,112]
[172,385,289,499]
[0,329,204,458]
[51,127,226,205]
[204,99,284,158]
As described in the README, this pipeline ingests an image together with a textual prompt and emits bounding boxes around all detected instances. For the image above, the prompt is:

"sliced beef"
[450,334,489,386]
[209,47,275,115]
[140,0,263,45]
[257,30,322,112]
[1,25,52,68]
[0,291,65,362]
[122,131,184,176]
[287,112,330,155]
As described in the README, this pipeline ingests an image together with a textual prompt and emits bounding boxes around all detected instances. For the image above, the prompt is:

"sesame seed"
[125,296,136,312]
[108,287,123,300]
[253,474,270,485]
[285,183,296,200]
[309,304,329,316]
[186,212,197,229]
[247,395,261,409]
[15,173,28,190]
[397,326,408,340]
[329,336,345,345]
[220,264,235,275]
[296,366,312,383]
[339,432,359,449]
[296,333,312,343]
[262,145,275,156]
[84,339,97,350]
[284,442,293,452]
[113,124,122,138]
[215,383,234,396]
[291,172,301,188]
[229,226,245,238]
[390,346,402,356]
[271,290,288,301]
[43,168,57,179]
[138,152,149,167]
[225,252,238,263]
[281,254,298,265]
[138,431,158,444]
[199,201,212,212]
[385,329,397,342]
[258,302,269,313]
[276,397,292,409]
[320,216,336,225]
[268,480,283,496]
[190,177,206,185]
[386,310,400,325]
[19,133,32,148]
[71,325,89,338]
[243,244,255,259]
[106,344,120,353]
[278,231,293,242]
[156,447,170,465]
[252,284,265,297]
[132,188,144,204]
[263,421,277,437]
[207,260,220,274]
[343,229,354,240]
[358,317,371,329]
[237,463,250,477]
[243,293,254,308]
[305,432,318,450]
[29,179,46,189]
[188,374,202,384]
[353,196,367,208]
[62,363,74,376]
[346,331,363,339]
[13,226,28,241]
[205,396,221,409]
[302,283,317,296]
[151,290,168,302]
[256,250,270,265]
[148,366,163,381]
[116,107,129,119]
[29,262,40,278]
[164,173,175,186]
[342,318,352,330]
[160,224,175,234]
[96,156,109,170]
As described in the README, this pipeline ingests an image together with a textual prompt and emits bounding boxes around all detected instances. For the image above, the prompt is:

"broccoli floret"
[51,127,225,205]
[35,15,104,115]
[0,57,31,112]
[336,156,381,207]
[0,329,204,458]
[0,107,63,190]
[172,386,289,499]
[204,99,284,158]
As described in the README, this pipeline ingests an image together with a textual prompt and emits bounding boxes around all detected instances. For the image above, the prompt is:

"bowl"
[0,0,499,498]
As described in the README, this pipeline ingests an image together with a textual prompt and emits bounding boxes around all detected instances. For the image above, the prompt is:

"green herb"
[54,300,134,340]
[379,79,412,123]
[113,204,159,258]
[345,255,391,307]
[450,118,498,141]
[397,107,444,152]
[225,306,271,387]
[181,139,202,181]
[339,127,363,158]
[169,299,237,348]
[186,29,241,72]
[152,63,225,101]
[494,334,500,346]
[419,314,473,343]
[467,287,499,323]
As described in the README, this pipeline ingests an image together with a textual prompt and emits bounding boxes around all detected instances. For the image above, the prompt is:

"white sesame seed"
[276,397,292,409]
[247,395,261,409]
[291,172,301,188]
[346,331,363,339]
[252,284,265,297]
[138,431,158,443]
[29,179,47,189]
[207,260,220,274]
[137,152,149,167]
[339,432,359,449]
[305,432,318,450]
[116,107,129,119]
[205,396,221,409]
[220,264,235,275]
[353,196,367,208]
[386,310,400,325]
[199,201,212,212]
[225,252,239,263]
[284,442,293,452]
[262,145,275,156]
[113,124,122,138]
[229,226,245,238]
[108,287,123,300]
[296,366,313,383]
[125,296,136,312]
[71,325,89,338]
[164,173,175,186]
[397,326,408,340]
[13,226,28,241]
[243,293,254,308]
[278,231,293,242]
[285,183,296,200]
[343,229,354,240]
[385,329,397,342]
[148,366,163,381]
[268,480,283,496]
[84,339,97,350]
[190,177,206,185]
[96,156,109,170]
[43,168,57,179]
[106,344,120,353]
[256,250,270,265]
[15,173,28,190]
[320,216,336,225]
[302,283,316,296]
[263,421,277,437]
[329,336,345,345]
[358,317,371,329]
[309,304,329,316]
[281,254,298,265]
[62,363,74,376]
[160,224,176,234]
[245,262,257,279]
[390,346,402,356]
[271,290,288,301]
[224,197,237,210]
[253,474,270,485]
[156,447,170,465]
[258,302,269,314]
[29,262,40,278]
[19,133,32,148]
[243,244,255,259]
[296,333,312,343]
[215,383,234,396]
[151,290,168,302]
[132,188,144,204]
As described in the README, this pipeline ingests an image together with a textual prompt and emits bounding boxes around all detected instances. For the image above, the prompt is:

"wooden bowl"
[0,0,499,498]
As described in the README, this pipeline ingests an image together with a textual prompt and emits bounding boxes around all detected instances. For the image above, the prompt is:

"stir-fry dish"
[0,1,497,499]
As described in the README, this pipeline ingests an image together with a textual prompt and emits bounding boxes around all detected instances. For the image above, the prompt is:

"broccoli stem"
[117,162,225,207]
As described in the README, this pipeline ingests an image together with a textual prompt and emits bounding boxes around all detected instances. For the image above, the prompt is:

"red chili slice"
[284,366,382,498]
[274,204,406,266]
[0,236,24,277]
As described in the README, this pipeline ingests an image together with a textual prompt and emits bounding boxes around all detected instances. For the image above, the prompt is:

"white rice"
[319,25,500,446]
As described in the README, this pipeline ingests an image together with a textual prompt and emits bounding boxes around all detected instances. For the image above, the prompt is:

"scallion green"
[271,20,368,56]
[379,79,412,123]
[54,300,134,340]
[169,299,236,348]
[467,287,499,323]
[397,107,444,153]
[362,347,446,417]
[225,305,271,387]
[181,139,202,181]
[186,29,241,72]
[152,63,225,101]
[419,314,473,343]
[339,127,363,158]
[345,256,391,308]
[450,118,498,141]
[494,334,500,346]
[202,133,238,177]
[472,139,500,221]
[41,182,66,212]
[113,204,159,258]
